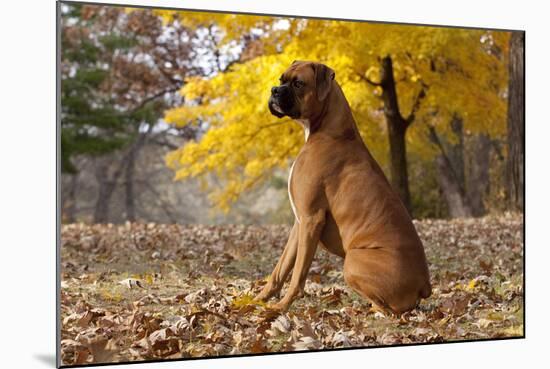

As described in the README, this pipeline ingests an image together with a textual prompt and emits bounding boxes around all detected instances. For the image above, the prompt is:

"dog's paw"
[269,301,290,312]
[253,290,270,303]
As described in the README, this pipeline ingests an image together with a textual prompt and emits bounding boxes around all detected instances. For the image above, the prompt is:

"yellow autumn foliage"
[159,11,509,211]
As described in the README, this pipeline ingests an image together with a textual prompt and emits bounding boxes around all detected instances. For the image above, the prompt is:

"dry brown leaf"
[292,336,322,351]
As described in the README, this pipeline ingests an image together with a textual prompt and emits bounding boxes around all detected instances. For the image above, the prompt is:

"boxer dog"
[255,60,431,314]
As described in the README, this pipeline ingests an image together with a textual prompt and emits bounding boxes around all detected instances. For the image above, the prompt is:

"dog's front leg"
[254,222,298,302]
[271,210,325,311]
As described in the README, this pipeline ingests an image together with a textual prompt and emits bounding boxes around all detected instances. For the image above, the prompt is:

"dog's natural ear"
[313,63,335,101]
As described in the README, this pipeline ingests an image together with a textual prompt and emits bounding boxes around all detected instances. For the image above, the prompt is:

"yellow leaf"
[231,293,265,308]
[144,274,154,285]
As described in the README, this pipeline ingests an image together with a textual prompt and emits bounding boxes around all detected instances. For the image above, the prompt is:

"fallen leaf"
[119,278,145,289]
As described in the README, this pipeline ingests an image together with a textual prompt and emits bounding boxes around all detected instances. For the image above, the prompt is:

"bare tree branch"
[241,120,289,145]
[405,82,428,125]
[427,124,459,183]
[357,72,382,86]
[150,138,180,150]
[130,86,182,114]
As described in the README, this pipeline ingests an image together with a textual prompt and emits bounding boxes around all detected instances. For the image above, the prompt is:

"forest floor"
[59,214,523,365]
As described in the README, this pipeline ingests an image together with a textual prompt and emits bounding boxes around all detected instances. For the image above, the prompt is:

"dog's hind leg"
[343,248,422,315]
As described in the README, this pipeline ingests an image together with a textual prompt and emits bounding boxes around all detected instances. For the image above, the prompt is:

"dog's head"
[268,60,335,120]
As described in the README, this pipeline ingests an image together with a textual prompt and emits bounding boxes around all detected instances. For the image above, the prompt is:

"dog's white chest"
[289,120,311,223]
[298,119,310,142]
[288,161,300,223]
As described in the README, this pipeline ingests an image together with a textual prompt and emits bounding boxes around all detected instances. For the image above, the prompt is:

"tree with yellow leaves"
[161,10,509,215]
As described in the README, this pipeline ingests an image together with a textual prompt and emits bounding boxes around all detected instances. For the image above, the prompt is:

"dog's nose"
[271,86,280,96]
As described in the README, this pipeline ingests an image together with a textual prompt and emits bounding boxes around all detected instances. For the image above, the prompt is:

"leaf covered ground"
[60,214,523,365]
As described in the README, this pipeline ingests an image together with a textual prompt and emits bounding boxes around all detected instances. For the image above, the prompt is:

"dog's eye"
[293,80,305,88]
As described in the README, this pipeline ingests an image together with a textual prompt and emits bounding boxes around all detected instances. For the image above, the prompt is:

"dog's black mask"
[268,84,300,119]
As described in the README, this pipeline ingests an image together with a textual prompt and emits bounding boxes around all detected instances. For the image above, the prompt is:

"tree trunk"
[94,163,116,223]
[506,31,525,211]
[93,157,127,223]
[124,132,148,222]
[447,116,466,187]
[379,56,412,212]
[466,133,491,216]
[124,151,137,222]
[63,174,78,223]
[387,123,411,211]
[429,123,473,218]
[435,156,472,218]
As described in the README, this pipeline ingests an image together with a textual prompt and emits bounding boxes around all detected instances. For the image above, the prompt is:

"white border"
[1,0,547,368]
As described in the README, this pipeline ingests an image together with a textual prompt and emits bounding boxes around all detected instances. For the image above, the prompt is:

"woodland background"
[60,3,524,224]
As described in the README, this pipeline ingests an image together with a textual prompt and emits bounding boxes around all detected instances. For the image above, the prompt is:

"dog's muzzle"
[268,85,297,118]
